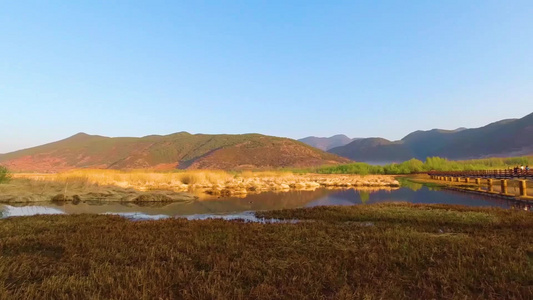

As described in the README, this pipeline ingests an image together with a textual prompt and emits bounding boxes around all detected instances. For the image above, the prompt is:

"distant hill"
[329,112,533,162]
[329,138,414,164]
[0,132,351,172]
[299,135,359,151]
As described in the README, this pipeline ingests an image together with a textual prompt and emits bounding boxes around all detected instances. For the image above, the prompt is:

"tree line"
[308,156,533,175]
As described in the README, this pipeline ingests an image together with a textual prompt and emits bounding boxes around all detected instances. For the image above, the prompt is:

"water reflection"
[0,185,529,219]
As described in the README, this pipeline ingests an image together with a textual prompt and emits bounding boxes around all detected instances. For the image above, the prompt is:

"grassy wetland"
[4,169,399,203]
[1,165,532,298]
[0,203,531,299]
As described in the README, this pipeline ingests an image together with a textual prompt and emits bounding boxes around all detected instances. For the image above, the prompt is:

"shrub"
[310,155,533,175]
[0,165,11,184]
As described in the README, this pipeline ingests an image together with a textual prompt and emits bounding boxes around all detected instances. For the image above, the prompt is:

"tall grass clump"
[18,169,248,190]
[16,169,300,190]
[0,165,11,184]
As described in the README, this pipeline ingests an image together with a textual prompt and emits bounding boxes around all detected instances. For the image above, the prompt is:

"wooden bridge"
[428,169,533,179]
[428,169,532,198]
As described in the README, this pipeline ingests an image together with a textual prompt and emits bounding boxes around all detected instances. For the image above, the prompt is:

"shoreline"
[1,173,400,203]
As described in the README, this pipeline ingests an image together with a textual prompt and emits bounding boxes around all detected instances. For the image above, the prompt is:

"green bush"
[309,156,533,175]
[0,165,11,184]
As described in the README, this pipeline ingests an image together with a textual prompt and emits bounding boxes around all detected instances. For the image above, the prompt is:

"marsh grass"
[0,203,531,299]
[14,169,296,190]
[0,178,196,203]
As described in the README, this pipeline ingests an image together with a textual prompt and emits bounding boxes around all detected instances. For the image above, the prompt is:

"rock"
[72,195,81,204]
[51,194,67,201]
[51,194,82,202]
[133,194,174,202]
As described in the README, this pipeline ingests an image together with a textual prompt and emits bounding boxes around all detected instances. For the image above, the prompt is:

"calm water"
[1,183,529,220]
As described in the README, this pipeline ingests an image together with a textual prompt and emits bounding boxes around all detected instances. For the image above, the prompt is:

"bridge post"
[501,179,508,195]
[487,179,493,192]
[475,178,481,185]
[465,177,470,183]
[519,180,527,197]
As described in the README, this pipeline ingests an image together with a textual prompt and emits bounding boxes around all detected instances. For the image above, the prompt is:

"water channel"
[1,181,530,220]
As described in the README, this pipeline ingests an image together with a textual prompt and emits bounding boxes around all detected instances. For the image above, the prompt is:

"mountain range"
[298,135,360,151]
[328,112,533,163]
[1,113,531,172]
[0,132,350,172]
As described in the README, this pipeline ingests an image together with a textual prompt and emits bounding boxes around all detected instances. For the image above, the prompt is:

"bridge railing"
[428,169,532,178]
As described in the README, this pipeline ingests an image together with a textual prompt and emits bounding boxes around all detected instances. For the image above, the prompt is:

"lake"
[1,182,530,220]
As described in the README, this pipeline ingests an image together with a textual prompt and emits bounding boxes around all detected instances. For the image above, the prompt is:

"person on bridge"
[526,165,530,172]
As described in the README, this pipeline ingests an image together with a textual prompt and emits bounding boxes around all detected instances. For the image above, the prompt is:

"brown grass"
[13,170,395,192]
[0,203,531,299]
[0,178,196,203]
[13,170,293,189]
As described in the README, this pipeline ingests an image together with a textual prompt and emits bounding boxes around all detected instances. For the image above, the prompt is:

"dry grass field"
[0,203,531,299]
[6,170,399,202]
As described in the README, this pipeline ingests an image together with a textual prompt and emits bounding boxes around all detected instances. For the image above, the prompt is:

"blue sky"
[1,0,532,153]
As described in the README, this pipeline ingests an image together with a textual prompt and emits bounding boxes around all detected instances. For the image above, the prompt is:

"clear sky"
[1,1,532,153]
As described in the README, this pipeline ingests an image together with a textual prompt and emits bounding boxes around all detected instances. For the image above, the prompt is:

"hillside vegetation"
[329,112,533,162]
[0,132,350,172]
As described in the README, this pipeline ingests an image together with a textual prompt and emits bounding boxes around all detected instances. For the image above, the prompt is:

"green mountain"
[329,112,533,162]
[0,132,351,172]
